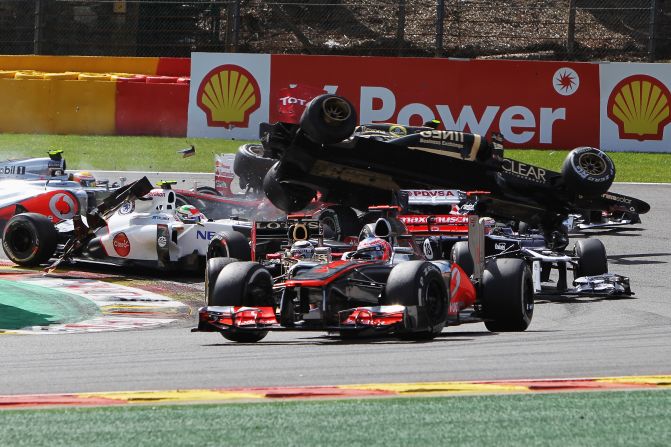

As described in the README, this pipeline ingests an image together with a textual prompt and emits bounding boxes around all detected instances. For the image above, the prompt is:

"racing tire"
[316,205,360,241]
[384,261,448,340]
[2,213,59,267]
[205,257,238,305]
[175,193,189,209]
[207,231,251,261]
[211,262,274,343]
[561,147,615,197]
[573,238,607,279]
[233,144,276,191]
[481,258,534,332]
[450,241,474,277]
[195,186,221,196]
[263,162,315,213]
[299,94,357,145]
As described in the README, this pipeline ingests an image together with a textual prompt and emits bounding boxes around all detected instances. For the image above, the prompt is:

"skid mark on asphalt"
[0,375,668,408]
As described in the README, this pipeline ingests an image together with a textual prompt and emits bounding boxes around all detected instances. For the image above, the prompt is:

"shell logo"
[197,64,261,127]
[607,74,671,141]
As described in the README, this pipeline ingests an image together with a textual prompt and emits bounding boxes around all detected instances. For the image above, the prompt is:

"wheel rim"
[321,97,352,125]
[578,152,607,176]
[8,226,34,256]
[424,280,446,325]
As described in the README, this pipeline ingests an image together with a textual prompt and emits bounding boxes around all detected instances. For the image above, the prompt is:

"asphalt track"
[0,183,669,396]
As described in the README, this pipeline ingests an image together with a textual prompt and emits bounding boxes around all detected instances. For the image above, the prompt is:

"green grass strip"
[1,133,670,182]
[0,279,100,330]
[0,390,669,446]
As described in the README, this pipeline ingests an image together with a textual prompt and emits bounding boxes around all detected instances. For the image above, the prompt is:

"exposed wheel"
[205,257,237,305]
[207,231,251,261]
[195,186,220,196]
[2,213,59,267]
[316,205,359,241]
[263,162,315,213]
[299,94,357,144]
[384,261,448,340]
[211,262,273,342]
[573,238,607,279]
[175,193,189,208]
[234,143,276,190]
[450,241,474,277]
[561,147,615,196]
[481,258,533,332]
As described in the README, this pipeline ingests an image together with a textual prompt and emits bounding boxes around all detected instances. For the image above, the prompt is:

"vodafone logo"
[49,193,77,220]
[197,64,261,127]
[112,232,131,257]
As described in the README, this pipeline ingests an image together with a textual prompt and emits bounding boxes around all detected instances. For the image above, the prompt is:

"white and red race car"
[2,178,254,271]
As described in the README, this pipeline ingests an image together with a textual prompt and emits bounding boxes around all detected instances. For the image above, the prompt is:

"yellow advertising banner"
[0,79,116,134]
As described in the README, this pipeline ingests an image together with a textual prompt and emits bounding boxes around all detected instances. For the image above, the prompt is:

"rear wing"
[251,218,323,261]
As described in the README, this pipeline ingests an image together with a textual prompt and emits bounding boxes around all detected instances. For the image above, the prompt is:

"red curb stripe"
[478,380,657,391]
[0,395,127,408]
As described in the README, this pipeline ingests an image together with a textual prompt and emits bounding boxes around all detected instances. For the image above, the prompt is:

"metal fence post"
[233,0,241,53]
[436,0,444,56]
[566,0,576,59]
[649,0,658,62]
[33,0,43,55]
[397,0,406,55]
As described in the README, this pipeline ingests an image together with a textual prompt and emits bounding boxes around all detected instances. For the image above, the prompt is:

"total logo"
[113,232,131,257]
[197,64,261,127]
[607,74,671,141]
[49,192,77,220]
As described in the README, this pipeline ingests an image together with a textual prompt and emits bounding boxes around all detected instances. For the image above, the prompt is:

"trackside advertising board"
[188,53,671,152]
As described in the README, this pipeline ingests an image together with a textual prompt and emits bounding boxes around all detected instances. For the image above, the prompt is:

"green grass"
[1,133,669,182]
[0,390,669,447]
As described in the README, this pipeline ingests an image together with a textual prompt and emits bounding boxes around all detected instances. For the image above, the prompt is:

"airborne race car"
[256,94,650,247]
[194,209,534,342]
[1,179,255,271]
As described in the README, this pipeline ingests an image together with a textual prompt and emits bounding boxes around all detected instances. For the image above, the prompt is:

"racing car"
[194,207,534,342]
[1,179,255,272]
[256,94,650,247]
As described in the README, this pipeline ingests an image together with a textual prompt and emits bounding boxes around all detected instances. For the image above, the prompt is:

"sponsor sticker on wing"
[405,189,461,205]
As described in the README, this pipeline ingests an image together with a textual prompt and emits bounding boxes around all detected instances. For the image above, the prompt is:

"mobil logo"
[113,232,131,257]
[196,230,218,240]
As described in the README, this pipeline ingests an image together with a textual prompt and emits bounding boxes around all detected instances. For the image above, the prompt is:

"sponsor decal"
[0,164,26,176]
[408,189,457,197]
[553,67,580,96]
[118,201,135,215]
[419,130,466,143]
[152,214,170,221]
[196,230,218,240]
[602,192,632,204]
[157,235,168,248]
[495,243,507,250]
[422,238,434,259]
[389,125,407,136]
[607,74,671,141]
[48,193,77,220]
[401,215,468,224]
[197,64,261,127]
[501,158,547,183]
[112,232,131,257]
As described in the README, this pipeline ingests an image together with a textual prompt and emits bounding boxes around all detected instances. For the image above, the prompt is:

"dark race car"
[194,208,534,342]
[256,94,650,247]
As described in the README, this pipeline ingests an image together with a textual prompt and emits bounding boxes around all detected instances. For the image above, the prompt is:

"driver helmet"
[71,171,97,187]
[289,240,315,260]
[354,237,392,261]
[176,204,204,223]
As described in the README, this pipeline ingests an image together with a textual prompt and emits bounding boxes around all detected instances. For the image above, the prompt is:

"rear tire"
[207,231,250,261]
[562,147,615,196]
[450,241,474,277]
[2,213,59,266]
[234,143,276,190]
[300,94,357,144]
[573,238,607,279]
[195,186,220,196]
[263,162,315,213]
[384,261,447,340]
[481,258,533,332]
[211,262,274,343]
[316,205,359,241]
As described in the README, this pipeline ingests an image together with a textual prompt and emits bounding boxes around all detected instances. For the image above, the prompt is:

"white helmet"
[290,240,315,260]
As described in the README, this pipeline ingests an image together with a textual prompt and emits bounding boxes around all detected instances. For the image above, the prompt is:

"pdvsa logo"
[197,64,261,127]
[607,74,671,141]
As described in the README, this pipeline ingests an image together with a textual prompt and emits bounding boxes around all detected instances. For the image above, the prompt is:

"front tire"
[573,238,607,279]
[2,213,59,266]
[481,258,533,332]
[207,231,251,261]
[211,262,273,342]
[205,257,237,305]
[233,143,276,191]
[316,205,359,241]
[562,147,615,196]
[450,241,474,277]
[384,261,448,340]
